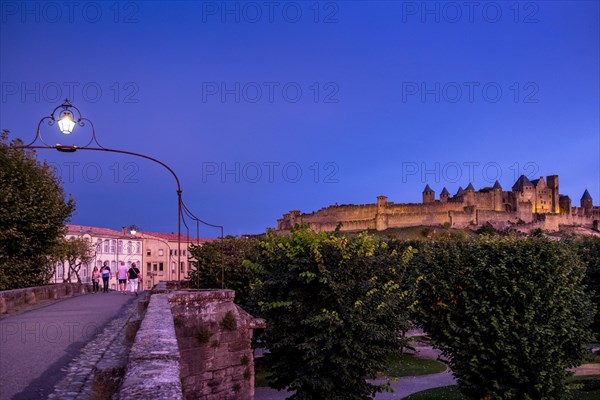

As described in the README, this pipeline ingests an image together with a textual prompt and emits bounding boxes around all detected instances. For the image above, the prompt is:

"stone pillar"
[169,290,265,400]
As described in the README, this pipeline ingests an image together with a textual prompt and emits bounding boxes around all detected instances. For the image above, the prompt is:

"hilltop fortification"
[277,175,599,233]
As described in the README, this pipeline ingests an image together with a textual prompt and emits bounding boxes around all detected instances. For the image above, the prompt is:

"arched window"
[127,241,132,254]
[110,240,116,253]
[96,239,102,253]
[104,240,110,253]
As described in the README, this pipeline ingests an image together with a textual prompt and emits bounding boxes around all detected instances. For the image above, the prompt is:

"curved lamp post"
[4,99,185,287]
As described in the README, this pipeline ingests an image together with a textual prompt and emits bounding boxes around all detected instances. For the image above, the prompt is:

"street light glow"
[57,111,76,134]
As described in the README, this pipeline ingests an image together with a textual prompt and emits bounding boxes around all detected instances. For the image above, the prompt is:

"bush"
[412,236,593,400]
[572,236,600,340]
[188,236,261,315]
[256,226,414,399]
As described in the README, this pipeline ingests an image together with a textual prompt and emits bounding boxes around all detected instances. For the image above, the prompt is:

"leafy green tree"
[53,237,94,283]
[188,236,261,314]
[255,226,414,400]
[411,236,593,400]
[0,130,75,290]
[572,235,600,339]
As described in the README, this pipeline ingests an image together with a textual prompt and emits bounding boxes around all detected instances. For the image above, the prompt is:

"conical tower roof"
[440,187,450,196]
[581,189,592,200]
[423,184,434,193]
[465,183,475,191]
[493,180,502,190]
[512,175,534,191]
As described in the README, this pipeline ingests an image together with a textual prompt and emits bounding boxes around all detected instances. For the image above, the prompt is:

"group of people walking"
[90,261,141,296]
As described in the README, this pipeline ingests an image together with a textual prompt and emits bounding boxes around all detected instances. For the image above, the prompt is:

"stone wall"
[119,293,183,399]
[169,290,265,400]
[0,283,91,314]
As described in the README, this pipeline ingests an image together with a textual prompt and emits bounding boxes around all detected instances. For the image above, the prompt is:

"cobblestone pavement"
[47,293,147,400]
[0,291,145,400]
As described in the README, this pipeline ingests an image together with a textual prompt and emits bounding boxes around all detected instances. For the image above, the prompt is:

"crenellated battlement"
[276,174,599,232]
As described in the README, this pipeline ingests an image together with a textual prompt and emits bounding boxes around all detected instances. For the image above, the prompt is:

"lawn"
[403,383,600,400]
[254,353,447,388]
[378,353,447,377]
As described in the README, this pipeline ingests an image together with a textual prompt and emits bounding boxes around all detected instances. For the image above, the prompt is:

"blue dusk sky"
[1,1,599,237]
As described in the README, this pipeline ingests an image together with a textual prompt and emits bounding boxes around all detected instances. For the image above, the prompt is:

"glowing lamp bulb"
[58,111,76,134]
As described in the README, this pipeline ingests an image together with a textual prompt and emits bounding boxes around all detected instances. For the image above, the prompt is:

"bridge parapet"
[0,283,90,314]
[119,287,265,400]
[119,293,183,399]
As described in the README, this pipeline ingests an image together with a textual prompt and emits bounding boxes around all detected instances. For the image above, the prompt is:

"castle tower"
[492,180,503,211]
[581,189,593,215]
[546,175,559,213]
[376,196,388,231]
[559,195,571,214]
[440,187,450,203]
[422,185,435,204]
[463,183,475,206]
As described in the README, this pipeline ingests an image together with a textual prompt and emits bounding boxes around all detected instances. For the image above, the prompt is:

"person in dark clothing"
[127,263,141,296]
[101,261,111,293]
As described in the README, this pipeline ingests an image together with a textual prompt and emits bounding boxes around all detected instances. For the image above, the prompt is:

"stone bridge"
[0,282,264,400]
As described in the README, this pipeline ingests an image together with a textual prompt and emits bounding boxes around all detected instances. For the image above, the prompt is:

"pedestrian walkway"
[254,339,455,400]
[255,370,455,400]
[0,291,139,400]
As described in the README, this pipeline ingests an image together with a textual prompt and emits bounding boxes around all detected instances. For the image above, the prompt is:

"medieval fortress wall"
[277,174,600,233]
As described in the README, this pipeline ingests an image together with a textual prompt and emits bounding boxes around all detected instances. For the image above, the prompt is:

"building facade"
[60,225,143,290]
[138,232,213,290]
[57,225,213,290]
[277,174,600,233]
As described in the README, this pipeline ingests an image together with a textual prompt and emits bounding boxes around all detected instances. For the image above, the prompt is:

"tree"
[255,226,414,400]
[0,130,75,290]
[53,237,94,283]
[188,236,261,314]
[411,236,593,400]
[572,235,600,339]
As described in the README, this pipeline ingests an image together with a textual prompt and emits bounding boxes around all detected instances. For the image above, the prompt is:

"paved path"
[255,370,456,400]
[255,340,456,400]
[0,291,137,400]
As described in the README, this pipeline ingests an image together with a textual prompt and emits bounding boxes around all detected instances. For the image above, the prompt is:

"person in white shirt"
[117,261,129,294]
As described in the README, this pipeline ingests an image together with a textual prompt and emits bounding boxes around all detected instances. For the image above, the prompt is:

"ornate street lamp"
[4,99,192,287]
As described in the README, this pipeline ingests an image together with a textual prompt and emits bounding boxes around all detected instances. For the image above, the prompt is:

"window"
[127,241,132,254]
[180,262,185,272]
[137,243,141,254]
[110,240,116,253]
[169,249,173,256]
[158,249,164,256]
[159,262,164,275]
[118,240,123,254]
[96,240,102,253]
[146,249,151,256]
[153,263,158,272]
[104,241,109,253]
[183,250,186,256]
[147,262,151,275]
